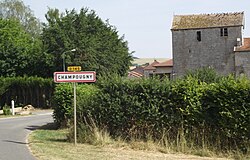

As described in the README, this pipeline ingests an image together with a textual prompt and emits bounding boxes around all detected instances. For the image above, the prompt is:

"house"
[143,59,173,78]
[131,58,169,67]
[130,58,169,78]
[128,66,144,78]
[234,38,250,77]
[153,59,173,79]
[128,58,173,79]
[143,60,160,77]
[171,12,245,77]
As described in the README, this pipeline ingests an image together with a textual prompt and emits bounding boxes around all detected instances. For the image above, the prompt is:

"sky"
[22,0,250,58]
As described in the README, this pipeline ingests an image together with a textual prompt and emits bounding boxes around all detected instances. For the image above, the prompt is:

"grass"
[28,123,236,160]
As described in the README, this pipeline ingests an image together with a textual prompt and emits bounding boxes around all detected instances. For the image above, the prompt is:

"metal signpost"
[54,68,96,145]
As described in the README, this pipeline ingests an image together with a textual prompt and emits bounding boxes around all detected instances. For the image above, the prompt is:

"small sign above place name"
[67,66,82,71]
[54,72,96,83]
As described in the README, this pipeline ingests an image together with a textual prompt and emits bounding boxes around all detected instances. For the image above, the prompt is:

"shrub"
[3,104,11,115]
[78,75,172,138]
[52,83,99,127]
[52,83,73,126]
[202,76,250,152]
[184,67,221,83]
[56,72,249,154]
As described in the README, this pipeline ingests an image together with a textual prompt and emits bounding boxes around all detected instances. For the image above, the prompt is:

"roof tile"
[172,12,244,30]
[144,60,159,70]
[154,59,173,67]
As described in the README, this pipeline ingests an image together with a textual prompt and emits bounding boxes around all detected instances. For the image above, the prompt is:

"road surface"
[0,111,53,160]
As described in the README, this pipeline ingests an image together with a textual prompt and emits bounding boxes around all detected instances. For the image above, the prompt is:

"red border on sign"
[54,71,96,83]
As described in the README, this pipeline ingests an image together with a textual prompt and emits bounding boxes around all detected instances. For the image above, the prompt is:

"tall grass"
[69,119,247,159]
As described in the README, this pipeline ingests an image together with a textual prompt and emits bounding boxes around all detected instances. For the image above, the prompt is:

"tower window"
[224,28,228,36]
[220,28,223,36]
[197,31,201,41]
[220,28,228,36]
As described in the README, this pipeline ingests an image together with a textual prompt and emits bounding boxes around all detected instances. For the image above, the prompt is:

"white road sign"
[54,71,96,83]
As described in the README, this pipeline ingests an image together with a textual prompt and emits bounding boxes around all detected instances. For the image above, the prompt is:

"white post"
[74,82,77,145]
[11,100,15,115]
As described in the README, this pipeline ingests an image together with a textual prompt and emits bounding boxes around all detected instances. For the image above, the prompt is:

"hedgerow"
[52,74,250,154]
[0,76,54,109]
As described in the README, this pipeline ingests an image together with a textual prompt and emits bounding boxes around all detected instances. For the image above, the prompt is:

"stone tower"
[171,12,244,77]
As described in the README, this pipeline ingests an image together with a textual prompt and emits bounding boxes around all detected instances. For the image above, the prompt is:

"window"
[224,28,228,36]
[220,28,228,36]
[197,31,201,41]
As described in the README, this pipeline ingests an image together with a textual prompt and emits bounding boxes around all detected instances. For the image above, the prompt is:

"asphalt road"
[0,111,53,160]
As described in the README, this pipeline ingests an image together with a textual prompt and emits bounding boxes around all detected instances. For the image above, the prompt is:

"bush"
[78,75,172,138]
[3,104,11,115]
[202,76,250,152]
[52,83,73,126]
[54,72,250,154]
[52,83,99,127]
[184,67,221,83]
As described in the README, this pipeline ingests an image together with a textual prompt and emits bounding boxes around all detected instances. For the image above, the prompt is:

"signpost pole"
[73,82,77,145]
[54,67,96,146]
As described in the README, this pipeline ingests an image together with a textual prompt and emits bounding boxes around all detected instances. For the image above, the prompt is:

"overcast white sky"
[22,0,250,58]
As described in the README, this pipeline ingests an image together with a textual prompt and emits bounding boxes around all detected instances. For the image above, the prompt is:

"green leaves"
[203,76,250,148]
[62,74,250,152]
[0,18,49,77]
[0,0,42,37]
[42,8,132,76]
[0,5,132,78]
[0,76,54,109]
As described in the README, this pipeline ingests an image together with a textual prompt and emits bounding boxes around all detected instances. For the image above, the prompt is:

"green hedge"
[0,76,54,109]
[52,83,73,126]
[202,76,250,151]
[52,83,99,126]
[52,75,250,153]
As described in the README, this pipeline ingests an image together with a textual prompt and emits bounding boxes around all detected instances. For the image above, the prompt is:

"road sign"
[53,71,96,145]
[54,71,96,83]
[67,66,81,71]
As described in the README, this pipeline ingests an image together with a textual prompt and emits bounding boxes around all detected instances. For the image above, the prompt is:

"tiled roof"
[172,12,244,30]
[154,59,173,67]
[128,71,143,78]
[235,38,250,52]
[130,66,144,75]
[144,60,159,70]
[132,58,169,66]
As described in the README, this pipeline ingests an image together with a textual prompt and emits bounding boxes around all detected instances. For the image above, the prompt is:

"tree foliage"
[42,8,132,76]
[0,18,51,77]
[184,67,221,83]
[0,0,42,37]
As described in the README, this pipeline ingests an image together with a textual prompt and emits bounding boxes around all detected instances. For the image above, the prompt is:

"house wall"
[172,26,242,77]
[235,51,250,77]
[144,70,155,77]
[155,67,172,74]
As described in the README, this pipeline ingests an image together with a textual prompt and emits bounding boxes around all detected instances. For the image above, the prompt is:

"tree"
[42,8,132,76]
[0,18,51,77]
[0,0,42,37]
